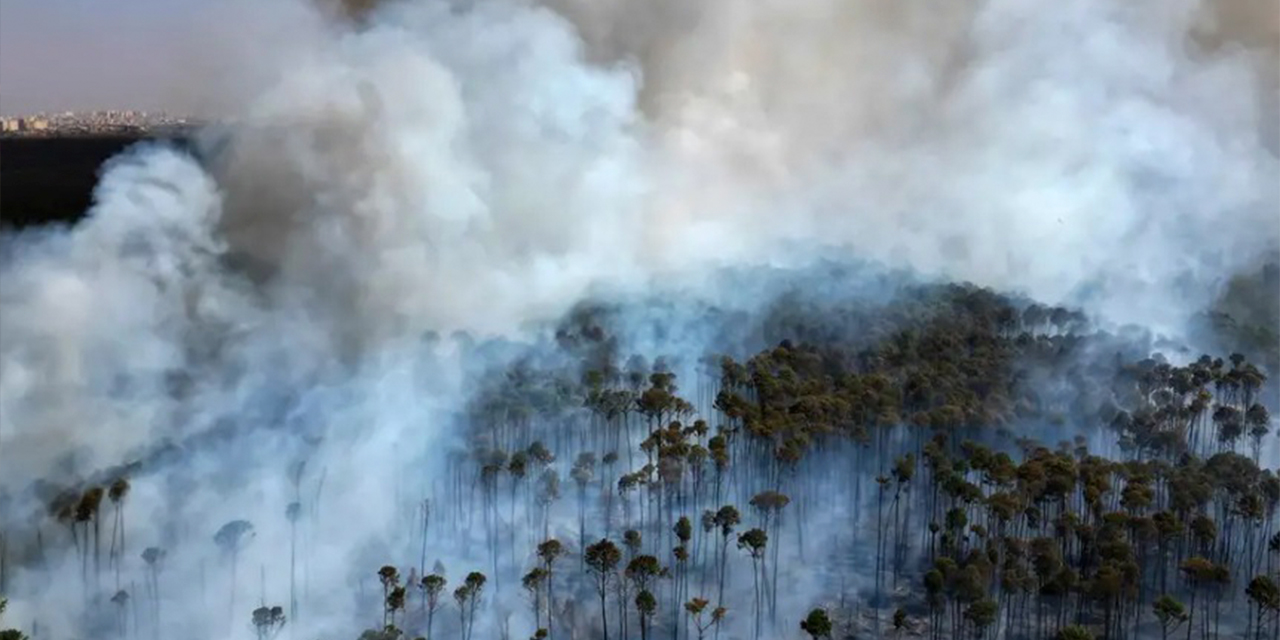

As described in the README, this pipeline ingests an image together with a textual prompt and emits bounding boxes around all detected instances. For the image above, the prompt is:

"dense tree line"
[344,282,1275,639]
[1,277,1276,639]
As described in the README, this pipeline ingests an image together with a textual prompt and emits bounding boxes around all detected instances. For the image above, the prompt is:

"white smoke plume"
[0,0,1276,637]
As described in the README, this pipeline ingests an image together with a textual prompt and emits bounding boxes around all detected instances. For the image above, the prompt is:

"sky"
[0,0,200,114]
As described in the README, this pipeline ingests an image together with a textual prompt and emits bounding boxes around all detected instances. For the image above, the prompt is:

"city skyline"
[0,110,203,137]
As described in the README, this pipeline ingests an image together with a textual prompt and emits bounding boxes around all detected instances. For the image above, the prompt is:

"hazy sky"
[0,0,200,114]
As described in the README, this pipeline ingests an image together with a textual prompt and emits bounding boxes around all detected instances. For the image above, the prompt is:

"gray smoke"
[0,0,1276,637]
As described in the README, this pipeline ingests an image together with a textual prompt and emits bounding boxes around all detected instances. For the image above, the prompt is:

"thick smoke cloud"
[0,0,1276,637]
[197,0,1280,338]
[542,0,1280,333]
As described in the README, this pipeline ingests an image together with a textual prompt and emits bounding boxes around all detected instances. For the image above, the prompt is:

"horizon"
[0,109,195,118]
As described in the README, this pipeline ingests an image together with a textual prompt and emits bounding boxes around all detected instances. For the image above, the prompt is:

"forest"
[1,0,1277,637]
[1,261,1276,640]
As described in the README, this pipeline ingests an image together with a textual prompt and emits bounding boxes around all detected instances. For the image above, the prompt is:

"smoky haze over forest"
[0,0,1277,639]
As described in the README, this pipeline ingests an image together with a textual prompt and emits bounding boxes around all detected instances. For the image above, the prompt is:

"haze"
[0,0,268,115]
[0,1,1277,639]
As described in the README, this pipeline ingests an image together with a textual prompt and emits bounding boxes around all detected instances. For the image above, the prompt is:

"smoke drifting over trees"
[0,0,1277,639]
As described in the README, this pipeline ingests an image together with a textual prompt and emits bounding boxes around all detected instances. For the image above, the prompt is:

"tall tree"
[378,566,400,629]
[214,520,255,631]
[286,501,301,624]
[419,573,446,640]
[536,539,565,640]
[736,528,767,640]
[685,598,727,640]
[586,539,622,640]
[1153,595,1188,640]
[713,506,739,606]
[107,478,130,589]
[1247,576,1279,640]
[522,568,548,633]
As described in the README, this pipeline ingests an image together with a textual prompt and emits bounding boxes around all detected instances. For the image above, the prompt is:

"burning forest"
[0,0,1277,639]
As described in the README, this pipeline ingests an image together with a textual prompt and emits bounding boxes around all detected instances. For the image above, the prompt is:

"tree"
[110,589,130,636]
[1246,576,1279,640]
[75,487,104,588]
[420,574,446,640]
[452,572,486,640]
[737,528,767,640]
[536,539,566,640]
[455,579,479,635]
[625,555,663,594]
[624,529,643,560]
[1153,594,1188,640]
[286,500,301,624]
[712,506,740,605]
[964,599,997,639]
[1180,557,1222,640]
[536,468,561,543]
[685,598,727,640]
[387,585,407,630]
[141,546,166,631]
[586,539,622,640]
[800,608,833,639]
[107,478,130,588]
[214,520,255,628]
[378,566,401,629]
[251,605,286,640]
[674,516,694,636]
[571,453,595,567]
[1055,626,1094,640]
[522,568,548,632]
[625,553,664,640]
[635,590,657,640]
[0,598,27,640]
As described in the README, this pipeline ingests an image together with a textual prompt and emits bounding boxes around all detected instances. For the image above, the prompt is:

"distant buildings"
[0,117,44,133]
[0,111,202,137]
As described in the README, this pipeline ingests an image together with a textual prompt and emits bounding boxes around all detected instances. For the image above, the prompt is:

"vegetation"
[1,273,1277,639]
[0,598,26,640]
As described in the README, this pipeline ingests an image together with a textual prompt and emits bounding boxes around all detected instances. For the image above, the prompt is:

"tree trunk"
[547,568,556,640]
[230,549,239,635]
[1186,589,1195,640]
[1256,601,1265,640]
[752,557,761,640]
[290,519,298,624]
[600,590,610,640]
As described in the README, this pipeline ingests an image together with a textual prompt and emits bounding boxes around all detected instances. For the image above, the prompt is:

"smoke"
[185,0,1280,338]
[0,0,1276,637]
